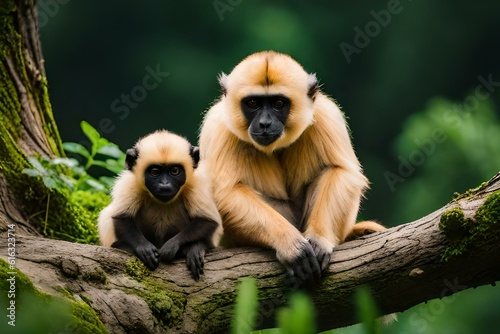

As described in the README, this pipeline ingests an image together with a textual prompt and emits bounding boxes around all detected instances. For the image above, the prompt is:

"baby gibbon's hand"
[159,238,180,262]
[134,243,159,270]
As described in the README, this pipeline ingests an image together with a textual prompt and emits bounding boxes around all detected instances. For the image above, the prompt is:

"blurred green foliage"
[355,287,381,334]
[38,0,500,332]
[0,259,107,333]
[389,98,500,224]
[232,278,259,334]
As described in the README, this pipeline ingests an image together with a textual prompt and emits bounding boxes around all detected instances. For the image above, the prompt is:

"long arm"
[218,183,321,285]
[98,171,159,270]
[111,214,159,270]
[300,95,371,269]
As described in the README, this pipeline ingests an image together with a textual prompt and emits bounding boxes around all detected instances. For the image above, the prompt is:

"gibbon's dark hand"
[185,243,206,281]
[134,243,159,270]
[283,241,321,287]
[158,238,180,263]
[308,238,333,272]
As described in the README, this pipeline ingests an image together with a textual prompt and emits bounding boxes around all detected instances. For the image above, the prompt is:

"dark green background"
[39,1,500,332]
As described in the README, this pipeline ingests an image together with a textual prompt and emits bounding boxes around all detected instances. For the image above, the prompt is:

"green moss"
[69,299,108,334]
[129,280,186,327]
[439,207,471,240]
[125,258,151,281]
[124,266,187,327]
[0,257,37,294]
[453,181,490,201]
[82,267,107,285]
[0,1,16,15]
[0,5,100,245]
[0,13,22,140]
[193,291,236,333]
[72,190,110,213]
[440,191,500,261]
[0,259,108,333]
[473,191,500,233]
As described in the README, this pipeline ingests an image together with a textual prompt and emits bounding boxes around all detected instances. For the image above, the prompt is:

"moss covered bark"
[440,189,500,262]
[0,258,108,333]
[0,0,99,243]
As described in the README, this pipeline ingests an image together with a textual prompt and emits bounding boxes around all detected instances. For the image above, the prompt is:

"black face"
[144,164,186,203]
[241,94,290,146]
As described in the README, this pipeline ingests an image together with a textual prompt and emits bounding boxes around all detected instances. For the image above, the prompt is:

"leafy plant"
[276,292,316,334]
[62,120,125,191]
[232,277,259,334]
[355,286,381,334]
[21,121,122,241]
[23,121,125,193]
[231,278,317,334]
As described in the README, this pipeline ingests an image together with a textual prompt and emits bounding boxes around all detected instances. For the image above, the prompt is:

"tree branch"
[1,172,499,333]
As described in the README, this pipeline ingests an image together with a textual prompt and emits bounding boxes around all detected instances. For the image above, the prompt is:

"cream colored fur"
[199,51,384,263]
[98,130,222,247]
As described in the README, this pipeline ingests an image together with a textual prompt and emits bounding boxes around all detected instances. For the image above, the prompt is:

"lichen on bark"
[0,1,101,243]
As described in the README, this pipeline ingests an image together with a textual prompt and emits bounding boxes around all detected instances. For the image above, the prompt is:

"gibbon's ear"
[218,72,228,96]
[190,145,200,168]
[125,147,139,170]
[307,73,319,100]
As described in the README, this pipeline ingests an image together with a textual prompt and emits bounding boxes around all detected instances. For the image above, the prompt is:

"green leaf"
[231,278,258,334]
[85,178,106,191]
[276,293,316,334]
[355,286,380,334]
[27,156,46,173]
[80,121,101,145]
[59,174,76,189]
[95,137,110,150]
[42,176,58,189]
[91,160,122,174]
[63,142,90,158]
[99,176,116,189]
[22,168,42,177]
[51,157,79,168]
[97,144,124,159]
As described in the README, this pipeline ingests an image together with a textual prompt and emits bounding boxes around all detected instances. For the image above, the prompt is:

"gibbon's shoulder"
[183,162,210,194]
[311,93,349,131]
[108,170,144,216]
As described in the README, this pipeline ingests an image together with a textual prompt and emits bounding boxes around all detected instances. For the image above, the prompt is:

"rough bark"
[0,0,65,235]
[1,172,499,333]
[1,0,99,244]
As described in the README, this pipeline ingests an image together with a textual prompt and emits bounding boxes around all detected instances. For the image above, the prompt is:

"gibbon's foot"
[135,243,160,270]
[307,237,333,272]
[185,243,206,281]
[282,241,322,287]
[158,238,180,263]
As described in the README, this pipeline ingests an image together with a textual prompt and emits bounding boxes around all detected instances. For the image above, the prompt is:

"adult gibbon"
[98,130,222,280]
[199,51,385,285]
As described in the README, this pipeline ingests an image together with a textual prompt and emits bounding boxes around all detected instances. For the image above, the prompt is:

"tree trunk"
[1,172,499,333]
[0,0,99,243]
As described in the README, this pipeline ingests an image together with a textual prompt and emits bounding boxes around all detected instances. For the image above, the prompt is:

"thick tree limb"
[1,172,499,333]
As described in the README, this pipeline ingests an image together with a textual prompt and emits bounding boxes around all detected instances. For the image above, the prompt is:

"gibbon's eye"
[150,167,161,177]
[246,99,259,109]
[169,166,181,176]
[272,99,285,110]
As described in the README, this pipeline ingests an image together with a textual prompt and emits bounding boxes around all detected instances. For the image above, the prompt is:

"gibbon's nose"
[259,112,272,129]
